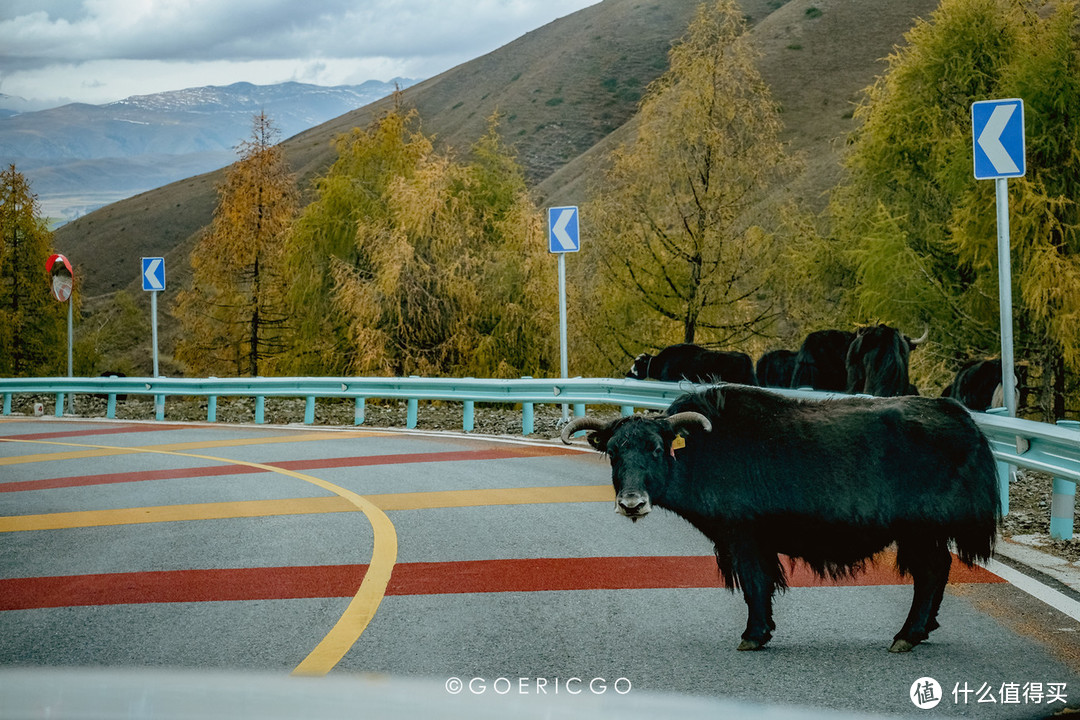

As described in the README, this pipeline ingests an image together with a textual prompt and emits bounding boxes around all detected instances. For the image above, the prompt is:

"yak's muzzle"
[616,491,652,520]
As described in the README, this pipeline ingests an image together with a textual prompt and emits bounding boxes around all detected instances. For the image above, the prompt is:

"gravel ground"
[10,393,1079,563]
[1002,468,1080,562]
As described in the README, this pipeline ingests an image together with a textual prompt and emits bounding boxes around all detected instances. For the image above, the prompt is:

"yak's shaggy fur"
[790,330,855,392]
[566,385,1001,652]
[845,324,924,397]
[627,344,757,385]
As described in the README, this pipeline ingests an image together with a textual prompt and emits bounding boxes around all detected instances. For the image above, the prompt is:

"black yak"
[790,330,855,391]
[756,349,797,389]
[944,359,1009,412]
[561,385,1000,653]
[627,344,757,385]
[845,324,927,397]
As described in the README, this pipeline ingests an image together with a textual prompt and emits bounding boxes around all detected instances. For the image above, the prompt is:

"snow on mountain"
[0,79,416,224]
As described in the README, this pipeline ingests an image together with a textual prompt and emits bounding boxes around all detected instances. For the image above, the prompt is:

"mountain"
[1,80,415,223]
[534,0,940,209]
[0,93,42,117]
[53,0,940,314]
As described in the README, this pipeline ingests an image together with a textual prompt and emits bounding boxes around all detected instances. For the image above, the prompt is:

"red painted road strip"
[0,425,191,441]
[0,554,1003,611]
[0,446,581,494]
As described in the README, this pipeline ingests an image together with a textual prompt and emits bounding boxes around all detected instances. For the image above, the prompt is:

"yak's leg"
[729,541,781,651]
[890,539,952,653]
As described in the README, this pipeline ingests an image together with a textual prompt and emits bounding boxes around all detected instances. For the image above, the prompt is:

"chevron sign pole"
[972,99,1025,420]
[548,206,580,422]
[142,257,166,417]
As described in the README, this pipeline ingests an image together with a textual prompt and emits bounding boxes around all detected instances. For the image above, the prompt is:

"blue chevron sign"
[141,257,165,291]
[548,206,580,253]
[972,99,1025,180]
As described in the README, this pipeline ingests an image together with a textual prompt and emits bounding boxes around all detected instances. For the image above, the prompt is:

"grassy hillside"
[56,0,705,298]
[52,0,942,373]
[537,0,941,208]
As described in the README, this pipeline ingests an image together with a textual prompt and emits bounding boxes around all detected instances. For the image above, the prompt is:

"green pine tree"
[174,112,299,376]
[578,0,801,374]
[830,0,1080,416]
[0,165,65,376]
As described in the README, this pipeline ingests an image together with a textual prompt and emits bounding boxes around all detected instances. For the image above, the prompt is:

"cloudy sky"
[0,0,601,109]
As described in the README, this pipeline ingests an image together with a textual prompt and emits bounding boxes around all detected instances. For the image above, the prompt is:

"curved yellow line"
[0,437,397,676]
[286,481,396,676]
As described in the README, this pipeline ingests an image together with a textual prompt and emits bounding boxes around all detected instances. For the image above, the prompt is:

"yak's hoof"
[889,638,917,653]
[737,639,766,651]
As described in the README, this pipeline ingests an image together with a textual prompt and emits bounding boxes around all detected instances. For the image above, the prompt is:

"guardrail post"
[106,394,117,419]
[522,402,534,435]
[573,403,585,418]
[354,398,365,426]
[406,376,420,429]
[463,401,474,432]
[2,392,10,415]
[255,396,265,424]
[997,461,1011,517]
[304,396,316,425]
[621,405,634,417]
[1050,477,1075,541]
[1051,420,1078,540]
[155,395,165,421]
[205,376,218,422]
[519,377,534,435]
[986,406,1012,516]
[55,393,64,417]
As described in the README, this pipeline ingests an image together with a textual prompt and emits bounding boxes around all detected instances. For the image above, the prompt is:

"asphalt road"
[1,417,1078,719]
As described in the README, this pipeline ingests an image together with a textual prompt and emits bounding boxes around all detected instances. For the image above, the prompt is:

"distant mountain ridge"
[0,93,41,117]
[0,79,416,222]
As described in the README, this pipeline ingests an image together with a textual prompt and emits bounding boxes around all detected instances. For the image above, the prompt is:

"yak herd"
[627,324,1009,412]
[569,323,1005,653]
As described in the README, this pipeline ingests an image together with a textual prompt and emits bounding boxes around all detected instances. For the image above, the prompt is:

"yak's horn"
[560,416,612,444]
[910,325,930,346]
[667,411,712,433]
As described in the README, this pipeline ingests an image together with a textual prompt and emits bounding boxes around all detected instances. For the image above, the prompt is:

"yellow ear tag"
[671,435,686,452]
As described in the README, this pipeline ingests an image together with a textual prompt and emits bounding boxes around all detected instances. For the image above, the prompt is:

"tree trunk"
[1054,353,1066,420]
[250,255,260,377]
[683,256,702,344]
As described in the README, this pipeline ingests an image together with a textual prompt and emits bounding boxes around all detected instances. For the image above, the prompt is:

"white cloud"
[0,0,600,107]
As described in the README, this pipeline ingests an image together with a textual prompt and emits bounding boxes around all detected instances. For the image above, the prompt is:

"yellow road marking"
[0,430,394,466]
[372,485,614,510]
[288,480,396,677]
[0,486,614,532]
[0,434,397,677]
[0,497,352,532]
[0,433,608,675]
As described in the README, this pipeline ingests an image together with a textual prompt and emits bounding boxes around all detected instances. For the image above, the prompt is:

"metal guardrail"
[1,375,1074,539]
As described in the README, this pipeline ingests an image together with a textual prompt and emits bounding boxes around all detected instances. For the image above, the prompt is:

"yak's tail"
[952,518,999,568]
[951,429,1003,567]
